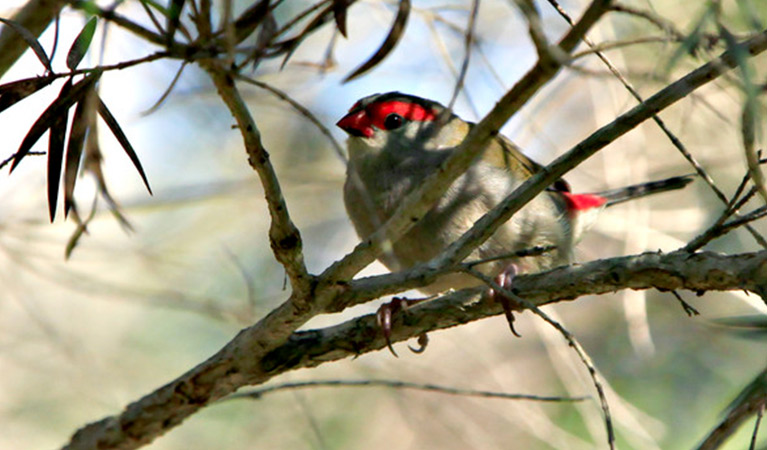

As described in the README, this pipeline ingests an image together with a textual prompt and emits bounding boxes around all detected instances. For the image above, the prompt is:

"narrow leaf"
[165,0,186,44]
[233,0,270,43]
[47,105,69,222]
[63,88,95,218]
[66,17,97,70]
[664,5,715,72]
[97,98,152,194]
[0,75,55,114]
[332,0,350,37]
[84,125,134,232]
[142,61,187,115]
[279,3,339,69]
[343,0,411,82]
[65,220,87,259]
[251,12,277,70]
[0,17,53,72]
[10,72,101,172]
[65,195,98,259]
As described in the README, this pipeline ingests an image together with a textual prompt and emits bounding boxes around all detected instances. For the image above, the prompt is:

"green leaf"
[67,17,98,70]
[664,4,715,73]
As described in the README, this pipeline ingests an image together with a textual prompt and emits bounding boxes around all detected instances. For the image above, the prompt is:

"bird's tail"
[595,174,695,207]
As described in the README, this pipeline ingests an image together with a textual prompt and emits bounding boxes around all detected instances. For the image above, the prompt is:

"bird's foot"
[489,264,523,337]
[376,296,429,357]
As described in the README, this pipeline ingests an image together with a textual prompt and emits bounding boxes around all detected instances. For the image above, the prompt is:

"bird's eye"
[383,113,404,130]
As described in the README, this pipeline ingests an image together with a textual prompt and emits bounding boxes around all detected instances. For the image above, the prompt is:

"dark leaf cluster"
[0,17,151,227]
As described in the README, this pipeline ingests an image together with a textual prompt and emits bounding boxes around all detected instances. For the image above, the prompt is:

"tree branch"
[264,250,767,373]
[204,62,310,296]
[62,250,767,449]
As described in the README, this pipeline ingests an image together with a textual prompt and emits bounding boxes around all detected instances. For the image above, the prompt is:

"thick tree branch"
[63,250,767,449]
[264,250,767,373]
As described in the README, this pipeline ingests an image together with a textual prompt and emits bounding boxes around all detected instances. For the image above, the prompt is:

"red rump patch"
[562,192,607,211]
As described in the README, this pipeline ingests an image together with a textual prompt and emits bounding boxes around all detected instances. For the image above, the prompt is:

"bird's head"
[337,92,466,161]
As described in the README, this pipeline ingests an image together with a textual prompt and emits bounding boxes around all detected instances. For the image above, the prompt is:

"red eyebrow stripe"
[368,100,437,125]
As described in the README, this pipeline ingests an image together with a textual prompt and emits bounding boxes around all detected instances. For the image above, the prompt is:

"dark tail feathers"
[596,174,695,207]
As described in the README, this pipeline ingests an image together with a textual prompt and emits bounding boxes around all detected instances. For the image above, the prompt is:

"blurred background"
[1,0,766,448]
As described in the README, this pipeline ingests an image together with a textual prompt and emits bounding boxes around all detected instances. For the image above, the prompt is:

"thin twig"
[571,35,678,59]
[684,185,760,251]
[697,366,767,450]
[750,405,764,450]
[235,74,346,162]
[137,0,165,36]
[204,63,310,294]
[463,267,615,449]
[141,61,188,116]
[68,0,167,47]
[436,28,767,280]
[0,150,45,170]
[446,0,479,111]
[463,245,557,268]
[229,379,589,403]
[670,291,700,316]
[547,0,767,249]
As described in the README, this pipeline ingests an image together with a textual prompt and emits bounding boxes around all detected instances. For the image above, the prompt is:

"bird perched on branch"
[337,91,693,354]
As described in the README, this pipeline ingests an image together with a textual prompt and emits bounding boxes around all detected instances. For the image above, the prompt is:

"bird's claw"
[408,333,429,353]
[490,264,523,337]
[376,297,428,357]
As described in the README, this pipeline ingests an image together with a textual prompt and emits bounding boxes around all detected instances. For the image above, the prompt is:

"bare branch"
[549,0,767,248]
[696,366,767,450]
[230,379,588,403]
[446,0,479,110]
[432,28,767,282]
[68,0,167,48]
[203,63,310,295]
[264,250,767,374]
[464,267,616,448]
[235,74,346,162]
[62,250,767,449]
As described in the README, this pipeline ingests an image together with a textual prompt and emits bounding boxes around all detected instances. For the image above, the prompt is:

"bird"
[337,91,693,353]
